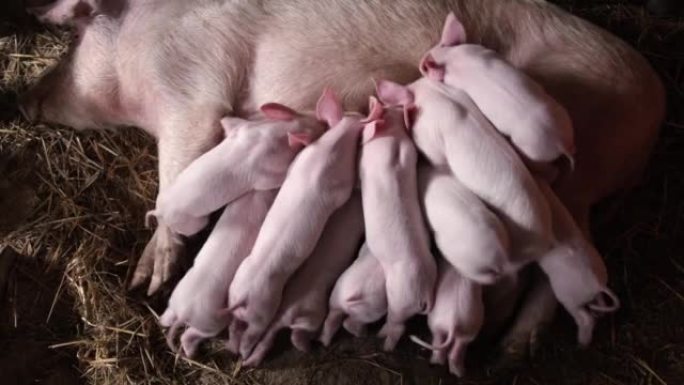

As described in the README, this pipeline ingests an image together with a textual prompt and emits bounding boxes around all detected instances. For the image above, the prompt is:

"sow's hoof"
[129,226,185,295]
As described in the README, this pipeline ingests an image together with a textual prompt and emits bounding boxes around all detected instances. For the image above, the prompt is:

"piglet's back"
[435,43,574,163]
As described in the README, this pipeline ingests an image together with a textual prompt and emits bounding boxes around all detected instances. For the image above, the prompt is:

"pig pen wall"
[1,1,683,384]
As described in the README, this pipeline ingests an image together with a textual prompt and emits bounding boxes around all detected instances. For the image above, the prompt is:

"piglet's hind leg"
[320,310,345,347]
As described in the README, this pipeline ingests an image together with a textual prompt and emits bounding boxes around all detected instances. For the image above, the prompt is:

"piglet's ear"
[260,103,298,121]
[440,12,467,47]
[287,132,313,149]
[361,119,386,144]
[316,87,343,127]
[28,0,96,26]
[220,117,245,136]
[403,105,417,130]
[361,96,384,123]
[374,79,414,107]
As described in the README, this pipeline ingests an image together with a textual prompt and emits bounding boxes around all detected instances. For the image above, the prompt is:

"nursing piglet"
[359,97,436,351]
[146,103,327,236]
[242,192,364,366]
[159,189,277,357]
[27,0,98,26]
[536,182,620,346]
[228,89,365,358]
[417,165,511,284]
[319,243,388,347]
[421,12,575,170]
[376,79,553,267]
[411,258,484,378]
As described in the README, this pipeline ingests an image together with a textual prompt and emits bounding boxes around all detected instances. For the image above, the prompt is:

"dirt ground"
[1,0,683,384]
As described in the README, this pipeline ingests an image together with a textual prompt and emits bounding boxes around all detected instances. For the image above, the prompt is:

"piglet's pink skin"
[27,0,97,27]
[418,165,511,285]
[320,243,388,347]
[411,258,484,378]
[159,189,277,357]
[359,97,436,351]
[377,78,553,268]
[536,182,620,346]
[146,104,326,237]
[242,192,364,366]
[228,89,365,359]
[421,12,575,169]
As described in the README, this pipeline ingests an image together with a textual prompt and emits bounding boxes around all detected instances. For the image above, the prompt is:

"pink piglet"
[319,242,388,347]
[411,257,484,378]
[536,182,620,346]
[359,96,437,351]
[243,192,364,366]
[159,189,277,357]
[147,103,327,236]
[228,88,367,359]
[376,78,553,269]
[421,12,575,171]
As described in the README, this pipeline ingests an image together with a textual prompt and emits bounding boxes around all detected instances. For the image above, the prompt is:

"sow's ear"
[28,0,99,26]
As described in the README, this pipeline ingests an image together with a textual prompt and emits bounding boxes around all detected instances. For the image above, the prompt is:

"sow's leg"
[126,1,256,294]
[130,109,223,295]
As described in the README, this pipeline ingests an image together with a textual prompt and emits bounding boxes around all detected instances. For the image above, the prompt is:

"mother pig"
[21,0,664,357]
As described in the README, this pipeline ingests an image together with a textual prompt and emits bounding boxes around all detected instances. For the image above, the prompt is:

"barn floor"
[1,1,683,384]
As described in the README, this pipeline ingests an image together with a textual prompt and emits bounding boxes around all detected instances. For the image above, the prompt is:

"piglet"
[228,88,366,359]
[27,0,97,26]
[146,103,327,236]
[242,192,364,366]
[421,12,575,170]
[319,243,388,346]
[159,189,277,357]
[411,258,484,378]
[376,78,553,267]
[359,97,436,351]
[417,165,511,284]
[536,182,620,346]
